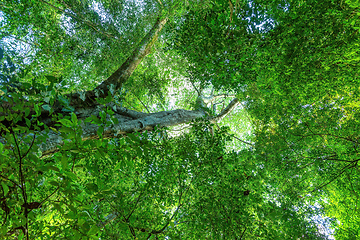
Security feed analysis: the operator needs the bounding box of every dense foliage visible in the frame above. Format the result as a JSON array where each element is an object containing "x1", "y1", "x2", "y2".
[{"x1": 0, "y1": 0, "x2": 360, "y2": 239}]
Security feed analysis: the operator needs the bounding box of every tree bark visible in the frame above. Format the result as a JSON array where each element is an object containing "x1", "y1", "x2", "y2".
[
  {"x1": 67, "y1": 17, "x2": 168, "y2": 108},
  {"x1": 0, "y1": 98, "x2": 238, "y2": 156},
  {"x1": 0, "y1": 14, "x2": 238, "y2": 157},
  {"x1": 36, "y1": 105, "x2": 206, "y2": 156}
]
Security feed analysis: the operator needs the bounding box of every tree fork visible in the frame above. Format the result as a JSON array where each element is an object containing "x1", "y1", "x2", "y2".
[
  {"x1": 0, "y1": 17, "x2": 168, "y2": 132},
  {"x1": 0, "y1": 13, "x2": 239, "y2": 157}
]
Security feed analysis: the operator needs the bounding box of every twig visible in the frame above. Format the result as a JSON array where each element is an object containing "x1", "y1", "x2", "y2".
[
  {"x1": 190, "y1": 81, "x2": 201, "y2": 96},
  {"x1": 156, "y1": 0, "x2": 164, "y2": 7},
  {"x1": 312, "y1": 163, "x2": 354, "y2": 193},
  {"x1": 226, "y1": 0, "x2": 234, "y2": 37},
  {"x1": 21, "y1": 133, "x2": 36, "y2": 159},
  {"x1": 0, "y1": 174, "x2": 19, "y2": 187},
  {"x1": 132, "y1": 91, "x2": 151, "y2": 113},
  {"x1": 12, "y1": 130, "x2": 29, "y2": 240},
  {"x1": 240, "y1": 227, "x2": 247, "y2": 239},
  {"x1": 211, "y1": 98, "x2": 239, "y2": 122},
  {"x1": 126, "y1": 188, "x2": 146, "y2": 221},
  {"x1": 28, "y1": 186, "x2": 60, "y2": 215},
  {"x1": 215, "y1": 123, "x2": 254, "y2": 146},
  {"x1": 347, "y1": 169, "x2": 359, "y2": 215},
  {"x1": 38, "y1": 0, "x2": 116, "y2": 40}
]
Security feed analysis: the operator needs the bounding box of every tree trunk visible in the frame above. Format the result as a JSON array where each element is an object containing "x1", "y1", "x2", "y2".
[
  {"x1": 0, "y1": 15, "x2": 239, "y2": 157},
  {"x1": 67, "y1": 17, "x2": 168, "y2": 108}
]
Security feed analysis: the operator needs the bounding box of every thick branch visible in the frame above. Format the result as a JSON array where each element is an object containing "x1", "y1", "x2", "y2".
[
  {"x1": 112, "y1": 105, "x2": 150, "y2": 119},
  {"x1": 68, "y1": 17, "x2": 168, "y2": 107},
  {"x1": 0, "y1": 96, "x2": 240, "y2": 157},
  {"x1": 1, "y1": 108, "x2": 205, "y2": 157},
  {"x1": 210, "y1": 98, "x2": 239, "y2": 123}
]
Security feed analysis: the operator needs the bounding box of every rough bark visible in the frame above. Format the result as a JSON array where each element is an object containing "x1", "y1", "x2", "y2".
[
  {"x1": 67, "y1": 17, "x2": 168, "y2": 108},
  {"x1": 20, "y1": 106, "x2": 205, "y2": 156},
  {"x1": 0, "y1": 5, "x2": 242, "y2": 239},
  {"x1": 0, "y1": 16, "x2": 168, "y2": 119},
  {"x1": 0, "y1": 13, "x2": 238, "y2": 157},
  {"x1": 0, "y1": 98, "x2": 238, "y2": 156},
  {"x1": 36, "y1": 96, "x2": 239, "y2": 156}
]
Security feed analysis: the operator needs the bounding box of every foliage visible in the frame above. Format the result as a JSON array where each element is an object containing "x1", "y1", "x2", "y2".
[
  {"x1": 0, "y1": 108, "x2": 322, "y2": 239},
  {"x1": 1, "y1": 0, "x2": 360, "y2": 239},
  {"x1": 170, "y1": 0, "x2": 360, "y2": 238}
]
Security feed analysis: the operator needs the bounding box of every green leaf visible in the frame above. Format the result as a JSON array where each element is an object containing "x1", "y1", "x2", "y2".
[
  {"x1": 61, "y1": 155, "x2": 68, "y2": 169},
  {"x1": 18, "y1": 232, "x2": 24, "y2": 240},
  {"x1": 114, "y1": 161, "x2": 122, "y2": 170},
  {"x1": 42, "y1": 104, "x2": 51, "y2": 111},
  {"x1": 24, "y1": 108, "x2": 30, "y2": 117},
  {"x1": 88, "y1": 225, "x2": 100, "y2": 235},
  {"x1": 97, "y1": 126, "x2": 104, "y2": 138},
  {"x1": 49, "y1": 181, "x2": 59, "y2": 187},
  {"x1": 105, "y1": 94, "x2": 113, "y2": 104},
  {"x1": 45, "y1": 75, "x2": 58, "y2": 83},
  {"x1": 48, "y1": 165, "x2": 60, "y2": 172},
  {"x1": 71, "y1": 112, "x2": 78, "y2": 125},
  {"x1": 64, "y1": 171, "x2": 78, "y2": 180},
  {"x1": 86, "y1": 183, "x2": 98, "y2": 192},
  {"x1": 33, "y1": 104, "x2": 40, "y2": 117},
  {"x1": 59, "y1": 126, "x2": 73, "y2": 133},
  {"x1": 127, "y1": 133, "x2": 139, "y2": 143},
  {"x1": 85, "y1": 115, "x2": 102, "y2": 125},
  {"x1": 77, "y1": 218, "x2": 86, "y2": 226},
  {"x1": 1, "y1": 182, "x2": 9, "y2": 196},
  {"x1": 52, "y1": 203, "x2": 62, "y2": 212},
  {"x1": 58, "y1": 119, "x2": 73, "y2": 127},
  {"x1": 25, "y1": 118, "x2": 31, "y2": 127}
]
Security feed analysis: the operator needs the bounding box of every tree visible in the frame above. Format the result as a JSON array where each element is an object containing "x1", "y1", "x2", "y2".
[
  {"x1": 0, "y1": 1, "x2": 257, "y2": 239},
  {"x1": 171, "y1": 0, "x2": 360, "y2": 238},
  {"x1": 1, "y1": 0, "x2": 359, "y2": 239}
]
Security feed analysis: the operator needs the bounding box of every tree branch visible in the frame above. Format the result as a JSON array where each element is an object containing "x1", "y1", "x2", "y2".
[
  {"x1": 132, "y1": 92, "x2": 151, "y2": 113},
  {"x1": 12, "y1": 131, "x2": 29, "y2": 239},
  {"x1": 190, "y1": 81, "x2": 202, "y2": 96},
  {"x1": 215, "y1": 123, "x2": 254, "y2": 146},
  {"x1": 240, "y1": 226, "x2": 247, "y2": 239},
  {"x1": 0, "y1": 108, "x2": 204, "y2": 157},
  {"x1": 210, "y1": 98, "x2": 239, "y2": 123},
  {"x1": 312, "y1": 163, "x2": 355, "y2": 192},
  {"x1": 112, "y1": 105, "x2": 150, "y2": 119},
  {"x1": 68, "y1": 17, "x2": 168, "y2": 107}
]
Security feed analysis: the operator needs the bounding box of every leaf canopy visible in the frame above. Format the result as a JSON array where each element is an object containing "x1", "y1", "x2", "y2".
[{"x1": 1, "y1": 0, "x2": 360, "y2": 239}]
